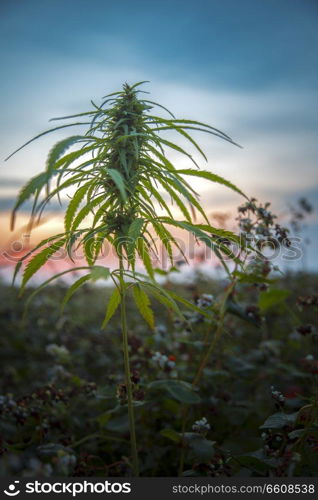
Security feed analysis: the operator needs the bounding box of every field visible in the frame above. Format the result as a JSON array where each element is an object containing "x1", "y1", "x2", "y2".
[{"x1": 1, "y1": 270, "x2": 317, "y2": 477}]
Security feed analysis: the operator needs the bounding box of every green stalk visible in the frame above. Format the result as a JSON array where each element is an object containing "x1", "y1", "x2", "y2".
[
  {"x1": 178, "y1": 281, "x2": 236, "y2": 476},
  {"x1": 119, "y1": 254, "x2": 139, "y2": 476}
]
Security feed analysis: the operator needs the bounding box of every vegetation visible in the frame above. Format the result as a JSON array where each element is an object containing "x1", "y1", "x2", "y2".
[
  {"x1": 1, "y1": 83, "x2": 317, "y2": 477},
  {"x1": 0, "y1": 270, "x2": 317, "y2": 477}
]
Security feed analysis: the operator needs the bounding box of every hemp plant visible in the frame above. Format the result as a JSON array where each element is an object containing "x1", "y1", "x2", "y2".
[{"x1": 7, "y1": 82, "x2": 246, "y2": 476}]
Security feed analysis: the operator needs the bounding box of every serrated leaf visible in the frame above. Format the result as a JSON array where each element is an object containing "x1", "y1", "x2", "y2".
[
  {"x1": 90, "y1": 266, "x2": 110, "y2": 282},
  {"x1": 46, "y1": 136, "x2": 83, "y2": 172},
  {"x1": 176, "y1": 169, "x2": 247, "y2": 199},
  {"x1": 162, "y1": 181, "x2": 192, "y2": 222},
  {"x1": 137, "y1": 238, "x2": 154, "y2": 278},
  {"x1": 107, "y1": 168, "x2": 127, "y2": 202},
  {"x1": 128, "y1": 218, "x2": 144, "y2": 241},
  {"x1": 127, "y1": 218, "x2": 144, "y2": 263},
  {"x1": 151, "y1": 221, "x2": 174, "y2": 264},
  {"x1": 52, "y1": 143, "x2": 97, "y2": 170},
  {"x1": 155, "y1": 123, "x2": 208, "y2": 160},
  {"x1": 132, "y1": 284, "x2": 154, "y2": 329},
  {"x1": 101, "y1": 288, "x2": 121, "y2": 328},
  {"x1": 64, "y1": 184, "x2": 91, "y2": 232},
  {"x1": 11, "y1": 172, "x2": 49, "y2": 229},
  {"x1": 61, "y1": 274, "x2": 91, "y2": 312},
  {"x1": 142, "y1": 179, "x2": 174, "y2": 219},
  {"x1": 157, "y1": 173, "x2": 208, "y2": 223},
  {"x1": 158, "y1": 218, "x2": 241, "y2": 262},
  {"x1": 21, "y1": 238, "x2": 66, "y2": 291},
  {"x1": 143, "y1": 283, "x2": 182, "y2": 317},
  {"x1": 12, "y1": 261, "x2": 23, "y2": 286},
  {"x1": 71, "y1": 194, "x2": 105, "y2": 231},
  {"x1": 156, "y1": 137, "x2": 200, "y2": 168},
  {"x1": 83, "y1": 236, "x2": 95, "y2": 265}
]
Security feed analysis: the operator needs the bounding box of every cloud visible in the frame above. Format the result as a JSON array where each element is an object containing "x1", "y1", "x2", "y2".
[
  {"x1": 0, "y1": 197, "x2": 64, "y2": 212},
  {"x1": 1, "y1": 62, "x2": 317, "y2": 240},
  {"x1": 0, "y1": 177, "x2": 26, "y2": 188}
]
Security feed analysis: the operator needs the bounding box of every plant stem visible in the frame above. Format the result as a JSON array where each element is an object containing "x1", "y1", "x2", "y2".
[
  {"x1": 178, "y1": 281, "x2": 236, "y2": 476},
  {"x1": 192, "y1": 281, "x2": 236, "y2": 387},
  {"x1": 119, "y1": 255, "x2": 139, "y2": 476}
]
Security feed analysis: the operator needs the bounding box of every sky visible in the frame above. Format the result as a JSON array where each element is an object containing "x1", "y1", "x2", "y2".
[{"x1": 0, "y1": 0, "x2": 317, "y2": 276}]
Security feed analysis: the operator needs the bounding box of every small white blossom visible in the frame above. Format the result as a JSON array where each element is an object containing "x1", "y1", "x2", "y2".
[
  {"x1": 271, "y1": 386, "x2": 285, "y2": 403},
  {"x1": 192, "y1": 417, "x2": 211, "y2": 433},
  {"x1": 46, "y1": 344, "x2": 69, "y2": 362},
  {"x1": 151, "y1": 352, "x2": 175, "y2": 370},
  {"x1": 197, "y1": 294, "x2": 214, "y2": 309},
  {"x1": 305, "y1": 354, "x2": 314, "y2": 361},
  {"x1": 291, "y1": 452, "x2": 301, "y2": 463},
  {"x1": 155, "y1": 324, "x2": 167, "y2": 335}
]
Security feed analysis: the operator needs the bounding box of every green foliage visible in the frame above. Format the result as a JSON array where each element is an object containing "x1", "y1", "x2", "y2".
[
  {"x1": 21, "y1": 238, "x2": 66, "y2": 292},
  {"x1": 184, "y1": 433, "x2": 215, "y2": 461},
  {"x1": 149, "y1": 380, "x2": 201, "y2": 404},
  {"x1": 259, "y1": 412, "x2": 299, "y2": 430},
  {"x1": 160, "y1": 428, "x2": 181, "y2": 443},
  {"x1": 7, "y1": 82, "x2": 251, "y2": 478},
  {"x1": 4, "y1": 82, "x2": 318, "y2": 479},
  {"x1": 259, "y1": 288, "x2": 291, "y2": 311},
  {"x1": 90, "y1": 266, "x2": 111, "y2": 282},
  {"x1": 1, "y1": 270, "x2": 317, "y2": 477},
  {"x1": 234, "y1": 453, "x2": 275, "y2": 475},
  {"x1": 101, "y1": 287, "x2": 121, "y2": 328},
  {"x1": 64, "y1": 184, "x2": 91, "y2": 232},
  {"x1": 132, "y1": 285, "x2": 154, "y2": 329},
  {"x1": 175, "y1": 169, "x2": 246, "y2": 199},
  {"x1": 9, "y1": 82, "x2": 246, "y2": 327},
  {"x1": 61, "y1": 275, "x2": 91, "y2": 312}
]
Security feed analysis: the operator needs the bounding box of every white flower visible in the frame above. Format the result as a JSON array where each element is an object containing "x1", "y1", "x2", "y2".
[
  {"x1": 46, "y1": 344, "x2": 70, "y2": 364},
  {"x1": 192, "y1": 416, "x2": 211, "y2": 433},
  {"x1": 271, "y1": 386, "x2": 285, "y2": 403},
  {"x1": 197, "y1": 294, "x2": 214, "y2": 309},
  {"x1": 305, "y1": 354, "x2": 314, "y2": 361},
  {"x1": 151, "y1": 352, "x2": 175, "y2": 370}
]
